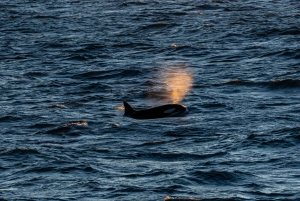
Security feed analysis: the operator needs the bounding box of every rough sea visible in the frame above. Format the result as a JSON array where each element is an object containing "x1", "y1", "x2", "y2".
[{"x1": 1, "y1": 0, "x2": 300, "y2": 200}]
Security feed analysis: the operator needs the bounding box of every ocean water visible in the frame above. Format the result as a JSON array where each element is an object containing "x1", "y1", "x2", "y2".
[{"x1": 1, "y1": 0, "x2": 300, "y2": 200}]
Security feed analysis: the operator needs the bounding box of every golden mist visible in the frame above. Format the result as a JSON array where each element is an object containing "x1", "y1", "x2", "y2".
[{"x1": 163, "y1": 65, "x2": 193, "y2": 104}]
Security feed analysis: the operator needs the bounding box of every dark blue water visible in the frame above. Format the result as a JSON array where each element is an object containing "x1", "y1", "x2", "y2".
[{"x1": 1, "y1": 1, "x2": 300, "y2": 200}]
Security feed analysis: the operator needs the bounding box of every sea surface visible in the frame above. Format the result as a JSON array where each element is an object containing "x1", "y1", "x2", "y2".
[{"x1": 1, "y1": 0, "x2": 300, "y2": 200}]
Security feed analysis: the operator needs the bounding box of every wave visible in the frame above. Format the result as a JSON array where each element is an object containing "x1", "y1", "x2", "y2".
[
  {"x1": 25, "y1": 166, "x2": 56, "y2": 173},
  {"x1": 141, "y1": 21, "x2": 176, "y2": 30},
  {"x1": 260, "y1": 139, "x2": 294, "y2": 148},
  {"x1": 60, "y1": 165, "x2": 96, "y2": 173},
  {"x1": 122, "y1": 151, "x2": 227, "y2": 161},
  {"x1": 259, "y1": 48, "x2": 300, "y2": 59},
  {"x1": 124, "y1": 169, "x2": 171, "y2": 178},
  {"x1": 0, "y1": 115, "x2": 22, "y2": 122},
  {"x1": 243, "y1": 190, "x2": 296, "y2": 199},
  {"x1": 72, "y1": 69, "x2": 142, "y2": 80},
  {"x1": 190, "y1": 169, "x2": 253, "y2": 185},
  {"x1": 34, "y1": 15, "x2": 59, "y2": 19},
  {"x1": 24, "y1": 164, "x2": 97, "y2": 174},
  {"x1": 196, "y1": 4, "x2": 222, "y2": 10},
  {"x1": 164, "y1": 196, "x2": 201, "y2": 201},
  {"x1": 112, "y1": 42, "x2": 155, "y2": 50},
  {"x1": 121, "y1": 1, "x2": 148, "y2": 6},
  {"x1": 255, "y1": 26, "x2": 300, "y2": 37},
  {"x1": 271, "y1": 127, "x2": 300, "y2": 144},
  {"x1": 244, "y1": 127, "x2": 300, "y2": 148},
  {"x1": 70, "y1": 43, "x2": 105, "y2": 54},
  {"x1": 46, "y1": 121, "x2": 88, "y2": 135},
  {"x1": 23, "y1": 71, "x2": 48, "y2": 77},
  {"x1": 137, "y1": 138, "x2": 180, "y2": 147},
  {"x1": 222, "y1": 78, "x2": 300, "y2": 89},
  {"x1": 28, "y1": 122, "x2": 56, "y2": 129},
  {"x1": 1, "y1": 148, "x2": 39, "y2": 155}
]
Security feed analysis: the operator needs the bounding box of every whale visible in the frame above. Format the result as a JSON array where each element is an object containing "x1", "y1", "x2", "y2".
[{"x1": 123, "y1": 101, "x2": 188, "y2": 119}]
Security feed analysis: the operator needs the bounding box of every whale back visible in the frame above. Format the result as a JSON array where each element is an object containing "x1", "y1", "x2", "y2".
[{"x1": 123, "y1": 101, "x2": 187, "y2": 119}]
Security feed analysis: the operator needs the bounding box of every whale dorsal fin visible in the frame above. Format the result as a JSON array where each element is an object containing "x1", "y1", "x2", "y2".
[{"x1": 123, "y1": 101, "x2": 135, "y2": 116}]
